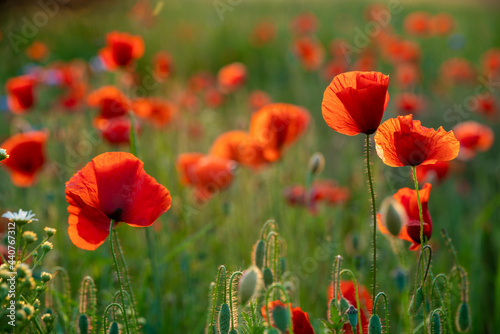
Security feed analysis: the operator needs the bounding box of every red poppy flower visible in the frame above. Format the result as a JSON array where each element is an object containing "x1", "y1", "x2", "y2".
[
  {"x1": 65, "y1": 152, "x2": 171, "y2": 250},
  {"x1": 209, "y1": 130, "x2": 268, "y2": 169},
  {"x1": 322, "y1": 71, "x2": 389, "y2": 136},
  {"x1": 133, "y1": 98, "x2": 177, "y2": 128},
  {"x1": 217, "y1": 62, "x2": 247, "y2": 93},
  {"x1": 377, "y1": 183, "x2": 432, "y2": 250},
  {"x1": 364, "y1": 3, "x2": 391, "y2": 22},
  {"x1": 481, "y1": 48, "x2": 500, "y2": 77},
  {"x1": 290, "y1": 12, "x2": 318, "y2": 35},
  {"x1": 25, "y1": 41, "x2": 49, "y2": 61},
  {"x1": 394, "y1": 63, "x2": 420, "y2": 88},
  {"x1": 416, "y1": 161, "x2": 451, "y2": 184},
  {"x1": 385, "y1": 39, "x2": 421, "y2": 64},
  {"x1": 471, "y1": 94, "x2": 497, "y2": 119},
  {"x1": 248, "y1": 90, "x2": 272, "y2": 111},
  {"x1": 87, "y1": 86, "x2": 131, "y2": 120},
  {"x1": 261, "y1": 300, "x2": 315, "y2": 334},
  {"x1": 328, "y1": 280, "x2": 373, "y2": 334},
  {"x1": 429, "y1": 13, "x2": 455, "y2": 36},
  {"x1": 153, "y1": 51, "x2": 173, "y2": 81},
  {"x1": 353, "y1": 53, "x2": 377, "y2": 72},
  {"x1": 1, "y1": 131, "x2": 48, "y2": 187},
  {"x1": 128, "y1": 0, "x2": 155, "y2": 27},
  {"x1": 453, "y1": 121, "x2": 494, "y2": 161},
  {"x1": 283, "y1": 185, "x2": 307, "y2": 207},
  {"x1": 176, "y1": 153, "x2": 235, "y2": 202},
  {"x1": 60, "y1": 83, "x2": 87, "y2": 110},
  {"x1": 374, "y1": 114, "x2": 460, "y2": 167},
  {"x1": 394, "y1": 93, "x2": 424, "y2": 116},
  {"x1": 99, "y1": 31, "x2": 145, "y2": 70},
  {"x1": 292, "y1": 36, "x2": 325, "y2": 71},
  {"x1": 323, "y1": 58, "x2": 349, "y2": 82},
  {"x1": 403, "y1": 12, "x2": 431, "y2": 36},
  {"x1": 6, "y1": 76, "x2": 36, "y2": 114},
  {"x1": 95, "y1": 117, "x2": 140, "y2": 145},
  {"x1": 440, "y1": 58, "x2": 475, "y2": 84},
  {"x1": 250, "y1": 20, "x2": 276, "y2": 47},
  {"x1": 189, "y1": 71, "x2": 215, "y2": 93},
  {"x1": 284, "y1": 180, "x2": 350, "y2": 214},
  {"x1": 250, "y1": 103, "x2": 310, "y2": 162},
  {"x1": 204, "y1": 88, "x2": 225, "y2": 108}
]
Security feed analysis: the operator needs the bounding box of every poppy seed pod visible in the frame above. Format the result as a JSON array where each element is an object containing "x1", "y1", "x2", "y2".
[
  {"x1": 409, "y1": 287, "x2": 424, "y2": 314},
  {"x1": 78, "y1": 314, "x2": 89, "y2": 334},
  {"x1": 108, "y1": 321, "x2": 119, "y2": 334},
  {"x1": 346, "y1": 305, "x2": 358, "y2": 331},
  {"x1": 263, "y1": 267, "x2": 274, "y2": 288},
  {"x1": 271, "y1": 303, "x2": 289, "y2": 332},
  {"x1": 308, "y1": 152, "x2": 325, "y2": 176},
  {"x1": 253, "y1": 240, "x2": 265, "y2": 270},
  {"x1": 455, "y1": 302, "x2": 470, "y2": 332},
  {"x1": 238, "y1": 266, "x2": 260, "y2": 306}
]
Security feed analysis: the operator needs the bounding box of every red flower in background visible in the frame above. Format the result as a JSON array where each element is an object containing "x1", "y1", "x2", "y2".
[
  {"x1": 385, "y1": 39, "x2": 421, "y2": 64},
  {"x1": 394, "y1": 93, "x2": 424, "y2": 116},
  {"x1": 284, "y1": 180, "x2": 350, "y2": 214},
  {"x1": 248, "y1": 90, "x2": 272, "y2": 111},
  {"x1": 261, "y1": 300, "x2": 315, "y2": 334},
  {"x1": 6, "y1": 76, "x2": 36, "y2": 114},
  {"x1": 250, "y1": 20, "x2": 276, "y2": 47},
  {"x1": 322, "y1": 71, "x2": 389, "y2": 136},
  {"x1": 290, "y1": 12, "x2": 318, "y2": 35},
  {"x1": 403, "y1": 12, "x2": 431, "y2": 36},
  {"x1": 453, "y1": 121, "x2": 494, "y2": 161},
  {"x1": 133, "y1": 98, "x2": 177, "y2": 128},
  {"x1": 429, "y1": 13, "x2": 455, "y2": 36},
  {"x1": 416, "y1": 161, "x2": 451, "y2": 185},
  {"x1": 250, "y1": 103, "x2": 310, "y2": 162},
  {"x1": 25, "y1": 41, "x2": 49, "y2": 61},
  {"x1": 293, "y1": 36, "x2": 325, "y2": 71},
  {"x1": 394, "y1": 63, "x2": 420, "y2": 88},
  {"x1": 472, "y1": 94, "x2": 498, "y2": 119},
  {"x1": 153, "y1": 51, "x2": 173, "y2": 81},
  {"x1": 100, "y1": 31, "x2": 145, "y2": 70},
  {"x1": 440, "y1": 58, "x2": 475, "y2": 84},
  {"x1": 176, "y1": 153, "x2": 235, "y2": 203},
  {"x1": 65, "y1": 152, "x2": 171, "y2": 250},
  {"x1": 204, "y1": 88, "x2": 225, "y2": 108},
  {"x1": 328, "y1": 281, "x2": 373, "y2": 334},
  {"x1": 377, "y1": 183, "x2": 433, "y2": 250},
  {"x1": 87, "y1": 86, "x2": 130, "y2": 120},
  {"x1": 375, "y1": 114, "x2": 460, "y2": 167},
  {"x1": 323, "y1": 58, "x2": 349, "y2": 81},
  {"x1": 481, "y1": 48, "x2": 500, "y2": 77},
  {"x1": 95, "y1": 117, "x2": 140, "y2": 145},
  {"x1": 209, "y1": 130, "x2": 268, "y2": 169},
  {"x1": 1, "y1": 131, "x2": 48, "y2": 187},
  {"x1": 217, "y1": 62, "x2": 247, "y2": 93}
]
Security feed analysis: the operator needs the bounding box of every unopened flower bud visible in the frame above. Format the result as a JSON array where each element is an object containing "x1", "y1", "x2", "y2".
[
  {"x1": 346, "y1": 305, "x2": 358, "y2": 331},
  {"x1": 239, "y1": 266, "x2": 260, "y2": 305},
  {"x1": 308, "y1": 152, "x2": 325, "y2": 176},
  {"x1": 41, "y1": 241, "x2": 53, "y2": 253},
  {"x1": 44, "y1": 227, "x2": 57, "y2": 237},
  {"x1": 22, "y1": 231, "x2": 38, "y2": 244}
]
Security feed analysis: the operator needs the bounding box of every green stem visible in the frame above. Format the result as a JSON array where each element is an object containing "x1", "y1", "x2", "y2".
[
  {"x1": 144, "y1": 228, "x2": 161, "y2": 330},
  {"x1": 366, "y1": 134, "x2": 377, "y2": 303},
  {"x1": 109, "y1": 220, "x2": 130, "y2": 334},
  {"x1": 229, "y1": 271, "x2": 243, "y2": 330},
  {"x1": 22, "y1": 236, "x2": 49, "y2": 262}
]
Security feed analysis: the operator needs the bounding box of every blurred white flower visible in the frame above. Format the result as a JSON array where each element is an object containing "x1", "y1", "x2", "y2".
[{"x1": 2, "y1": 209, "x2": 38, "y2": 226}]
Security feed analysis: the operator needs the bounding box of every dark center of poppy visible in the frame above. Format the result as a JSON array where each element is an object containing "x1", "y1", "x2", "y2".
[
  {"x1": 406, "y1": 219, "x2": 431, "y2": 244},
  {"x1": 108, "y1": 208, "x2": 123, "y2": 222},
  {"x1": 112, "y1": 41, "x2": 134, "y2": 66}
]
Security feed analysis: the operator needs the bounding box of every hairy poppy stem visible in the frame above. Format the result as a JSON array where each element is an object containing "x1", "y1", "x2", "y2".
[
  {"x1": 365, "y1": 134, "x2": 377, "y2": 304},
  {"x1": 109, "y1": 220, "x2": 130, "y2": 334}
]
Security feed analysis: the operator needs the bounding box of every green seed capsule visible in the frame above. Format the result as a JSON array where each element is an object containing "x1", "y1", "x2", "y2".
[
  {"x1": 78, "y1": 314, "x2": 89, "y2": 334},
  {"x1": 346, "y1": 305, "x2": 358, "y2": 331},
  {"x1": 254, "y1": 240, "x2": 265, "y2": 270},
  {"x1": 456, "y1": 302, "x2": 470, "y2": 332},
  {"x1": 263, "y1": 267, "x2": 273, "y2": 288},
  {"x1": 272, "y1": 304, "x2": 289, "y2": 332},
  {"x1": 368, "y1": 314, "x2": 382, "y2": 334},
  {"x1": 108, "y1": 321, "x2": 119, "y2": 334},
  {"x1": 219, "y1": 303, "x2": 231, "y2": 334}
]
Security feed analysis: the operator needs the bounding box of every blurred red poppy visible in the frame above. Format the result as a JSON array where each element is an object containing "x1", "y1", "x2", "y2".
[
  {"x1": 440, "y1": 58, "x2": 475, "y2": 84},
  {"x1": 189, "y1": 71, "x2": 215, "y2": 93},
  {"x1": 250, "y1": 20, "x2": 276, "y2": 47},
  {"x1": 385, "y1": 39, "x2": 421, "y2": 64},
  {"x1": 217, "y1": 62, "x2": 247, "y2": 93},
  {"x1": 133, "y1": 98, "x2": 177, "y2": 128},
  {"x1": 95, "y1": 117, "x2": 140, "y2": 145},
  {"x1": 6, "y1": 76, "x2": 36, "y2": 114},
  {"x1": 292, "y1": 36, "x2": 325, "y2": 71},
  {"x1": 403, "y1": 12, "x2": 431, "y2": 36},
  {"x1": 472, "y1": 94, "x2": 497, "y2": 119},
  {"x1": 429, "y1": 13, "x2": 455, "y2": 36},
  {"x1": 377, "y1": 183, "x2": 433, "y2": 250},
  {"x1": 99, "y1": 31, "x2": 145, "y2": 70},
  {"x1": 153, "y1": 51, "x2": 173, "y2": 81},
  {"x1": 290, "y1": 12, "x2": 318, "y2": 35},
  {"x1": 453, "y1": 121, "x2": 494, "y2": 161},
  {"x1": 176, "y1": 153, "x2": 235, "y2": 202},
  {"x1": 65, "y1": 152, "x2": 171, "y2": 250},
  {"x1": 1, "y1": 130, "x2": 48, "y2": 187},
  {"x1": 209, "y1": 130, "x2": 267, "y2": 169},
  {"x1": 394, "y1": 63, "x2": 420, "y2": 88},
  {"x1": 261, "y1": 300, "x2": 315, "y2": 334},
  {"x1": 204, "y1": 88, "x2": 225, "y2": 108},
  {"x1": 87, "y1": 86, "x2": 130, "y2": 120},
  {"x1": 394, "y1": 92, "x2": 424, "y2": 116},
  {"x1": 322, "y1": 71, "x2": 389, "y2": 136},
  {"x1": 248, "y1": 90, "x2": 272, "y2": 111},
  {"x1": 416, "y1": 161, "x2": 451, "y2": 184},
  {"x1": 328, "y1": 280, "x2": 373, "y2": 334},
  {"x1": 374, "y1": 114, "x2": 460, "y2": 167},
  {"x1": 323, "y1": 58, "x2": 349, "y2": 82},
  {"x1": 481, "y1": 48, "x2": 500, "y2": 77},
  {"x1": 284, "y1": 180, "x2": 350, "y2": 214},
  {"x1": 25, "y1": 41, "x2": 49, "y2": 61},
  {"x1": 250, "y1": 103, "x2": 310, "y2": 161}
]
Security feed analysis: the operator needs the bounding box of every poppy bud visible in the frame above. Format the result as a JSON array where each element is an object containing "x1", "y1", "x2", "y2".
[
  {"x1": 308, "y1": 152, "x2": 325, "y2": 176},
  {"x1": 253, "y1": 240, "x2": 265, "y2": 270},
  {"x1": 280, "y1": 257, "x2": 286, "y2": 275},
  {"x1": 79, "y1": 314, "x2": 89, "y2": 334},
  {"x1": 219, "y1": 303, "x2": 231, "y2": 334},
  {"x1": 455, "y1": 302, "x2": 470, "y2": 332},
  {"x1": 380, "y1": 197, "x2": 407, "y2": 237},
  {"x1": 346, "y1": 305, "x2": 358, "y2": 331},
  {"x1": 368, "y1": 314, "x2": 382, "y2": 334},
  {"x1": 0, "y1": 148, "x2": 8, "y2": 161},
  {"x1": 108, "y1": 321, "x2": 119, "y2": 334},
  {"x1": 271, "y1": 303, "x2": 289, "y2": 332},
  {"x1": 265, "y1": 328, "x2": 280, "y2": 334},
  {"x1": 430, "y1": 311, "x2": 441, "y2": 334},
  {"x1": 340, "y1": 298, "x2": 350, "y2": 314},
  {"x1": 263, "y1": 267, "x2": 273, "y2": 288},
  {"x1": 239, "y1": 266, "x2": 260, "y2": 305},
  {"x1": 408, "y1": 287, "x2": 423, "y2": 314},
  {"x1": 391, "y1": 268, "x2": 407, "y2": 292}
]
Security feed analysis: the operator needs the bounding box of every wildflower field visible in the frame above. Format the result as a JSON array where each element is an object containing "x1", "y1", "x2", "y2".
[{"x1": 0, "y1": 0, "x2": 499, "y2": 333}]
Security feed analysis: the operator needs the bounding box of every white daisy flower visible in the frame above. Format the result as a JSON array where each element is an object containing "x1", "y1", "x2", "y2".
[{"x1": 2, "y1": 209, "x2": 38, "y2": 226}]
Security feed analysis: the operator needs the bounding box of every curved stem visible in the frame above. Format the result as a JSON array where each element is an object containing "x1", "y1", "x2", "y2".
[
  {"x1": 339, "y1": 269, "x2": 363, "y2": 334},
  {"x1": 109, "y1": 220, "x2": 130, "y2": 334},
  {"x1": 229, "y1": 271, "x2": 243, "y2": 330},
  {"x1": 366, "y1": 134, "x2": 378, "y2": 303}
]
